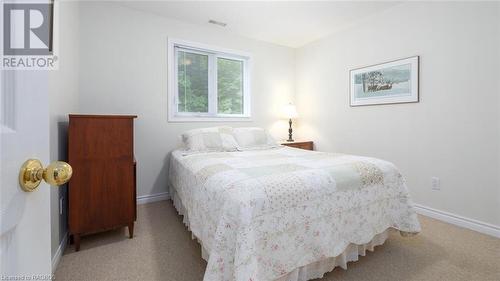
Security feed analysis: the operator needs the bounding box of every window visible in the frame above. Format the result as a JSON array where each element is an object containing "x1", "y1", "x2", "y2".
[{"x1": 168, "y1": 39, "x2": 251, "y2": 122}]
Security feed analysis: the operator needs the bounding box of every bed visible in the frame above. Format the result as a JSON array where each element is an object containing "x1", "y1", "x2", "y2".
[{"x1": 169, "y1": 145, "x2": 421, "y2": 281}]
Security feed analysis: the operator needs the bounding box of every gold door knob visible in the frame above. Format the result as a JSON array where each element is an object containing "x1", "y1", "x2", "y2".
[{"x1": 19, "y1": 159, "x2": 73, "y2": 192}]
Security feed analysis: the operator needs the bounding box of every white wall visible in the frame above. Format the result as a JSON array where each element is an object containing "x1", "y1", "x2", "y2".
[
  {"x1": 48, "y1": 1, "x2": 80, "y2": 259},
  {"x1": 49, "y1": 1, "x2": 500, "y2": 245},
  {"x1": 295, "y1": 2, "x2": 500, "y2": 226},
  {"x1": 77, "y1": 2, "x2": 295, "y2": 197}
]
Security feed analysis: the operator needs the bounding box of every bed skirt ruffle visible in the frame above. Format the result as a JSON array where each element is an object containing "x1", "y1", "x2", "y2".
[
  {"x1": 274, "y1": 231, "x2": 389, "y2": 281},
  {"x1": 171, "y1": 187, "x2": 392, "y2": 281},
  {"x1": 172, "y1": 187, "x2": 211, "y2": 261}
]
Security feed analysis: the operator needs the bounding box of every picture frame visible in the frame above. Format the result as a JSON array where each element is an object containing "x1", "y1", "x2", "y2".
[{"x1": 349, "y1": 56, "x2": 419, "y2": 106}]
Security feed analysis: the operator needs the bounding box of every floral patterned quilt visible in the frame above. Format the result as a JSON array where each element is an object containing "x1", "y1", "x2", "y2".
[{"x1": 169, "y1": 147, "x2": 421, "y2": 281}]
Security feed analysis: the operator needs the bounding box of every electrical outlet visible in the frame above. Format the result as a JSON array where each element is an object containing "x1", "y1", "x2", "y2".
[
  {"x1": 431, "y1": 177, "x2": 440, "y2": 190},
  {"x1": 59, "y1": 197, "x2": 63, "y2": 215}
]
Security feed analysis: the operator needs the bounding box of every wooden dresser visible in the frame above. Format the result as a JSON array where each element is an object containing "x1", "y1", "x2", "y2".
[
  {"x1": 68, "y1": 114, "x2": 137, "y2": 251},
  {"x1": 281, "y1": 140, "x2": 314, "y2": 151}
]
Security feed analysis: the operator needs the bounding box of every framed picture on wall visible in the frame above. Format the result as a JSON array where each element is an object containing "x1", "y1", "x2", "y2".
[{"x1": 349, "y1": 56, "x2": 419, "y2": 106}]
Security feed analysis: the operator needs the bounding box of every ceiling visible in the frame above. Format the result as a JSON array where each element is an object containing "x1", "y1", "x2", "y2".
[{"x1": 120, "y1": 1, "x2": 401, "y2": 48}]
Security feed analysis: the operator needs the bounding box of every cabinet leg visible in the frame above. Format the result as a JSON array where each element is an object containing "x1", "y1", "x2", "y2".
[
  {"x1": 128, "y1": 222, "x2": 134, "y2": 238},
  {"x1": 74, "y1": 234, "x2": 81, "y2": 252},
  {"x1": 69, "y1": 234, "x2": 74, "y2": 245}
]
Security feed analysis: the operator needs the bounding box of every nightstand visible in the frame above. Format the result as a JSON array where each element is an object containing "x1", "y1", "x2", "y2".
[{"x1": 281, "y1": 140, "x2": 314, "y2": 151}]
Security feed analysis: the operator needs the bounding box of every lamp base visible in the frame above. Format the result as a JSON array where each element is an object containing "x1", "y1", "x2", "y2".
[{"x1": 287, "y1": 118, "x2": 294, "y2": 143}]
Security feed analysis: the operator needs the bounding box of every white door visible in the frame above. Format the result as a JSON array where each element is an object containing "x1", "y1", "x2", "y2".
[{"x1": 0, "y1": 69, "x2": 53, "y2": 277}]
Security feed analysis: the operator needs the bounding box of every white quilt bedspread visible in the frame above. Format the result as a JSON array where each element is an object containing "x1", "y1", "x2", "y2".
[{"x1": 169, "y1": 147, "x2": 421, "y2": 281}]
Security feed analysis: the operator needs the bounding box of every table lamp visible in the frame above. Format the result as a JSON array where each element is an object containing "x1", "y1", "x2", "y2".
[{"x1": 283, "y1": 103, "x2": 298, "y2": 142}]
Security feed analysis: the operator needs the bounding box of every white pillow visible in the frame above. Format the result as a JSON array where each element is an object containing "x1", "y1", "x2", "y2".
[
  {"x1": 181, "y1": 126, "x2": 238, "y2": 152},
  {"x1": 232, "y1": 127, "x2": 278, "y2": 150}
]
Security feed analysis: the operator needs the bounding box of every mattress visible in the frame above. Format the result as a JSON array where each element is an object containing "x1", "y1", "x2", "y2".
[{"x1": 169, "y1": 146, "x2": 421, "y2": 281}]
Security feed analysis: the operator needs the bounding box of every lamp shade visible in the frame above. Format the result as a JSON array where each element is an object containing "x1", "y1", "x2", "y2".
[{"x1": 283, "y1": 103, "x2": 298, "y2": 119}]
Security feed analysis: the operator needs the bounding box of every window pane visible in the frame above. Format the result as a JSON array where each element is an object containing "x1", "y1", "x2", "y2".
[
  {"x1": 217, "y1": 58, "x2": 243, "y2": 114},
  {"x1": 177, "y1": 50, "x2": 209, "y2": 113}
]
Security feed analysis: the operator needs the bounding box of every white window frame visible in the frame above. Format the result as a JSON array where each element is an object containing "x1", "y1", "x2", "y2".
[{"x1": 167, "y1": 38, "x2": 252, "y2": 122}]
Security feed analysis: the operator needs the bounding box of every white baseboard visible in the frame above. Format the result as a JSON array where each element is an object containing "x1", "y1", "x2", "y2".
[
  {"x1": 414, "y1": 204, "x2": 500, "y2": 238},
  {"x1": 137, "y1": 192, "x2": 170, "y2": 205},
  {"x1": 51, "y1": 232, "x2": 68, "y2": 273}
]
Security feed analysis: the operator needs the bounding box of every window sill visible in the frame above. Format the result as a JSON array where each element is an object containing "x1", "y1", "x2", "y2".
[{"x1": 167, "y1": 115, "x2": 252, "y2": 123}]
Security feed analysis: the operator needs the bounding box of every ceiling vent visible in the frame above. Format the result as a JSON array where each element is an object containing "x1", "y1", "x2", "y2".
[{"x1": 208, "y1": 19, "x2": 227, "y2": 27}]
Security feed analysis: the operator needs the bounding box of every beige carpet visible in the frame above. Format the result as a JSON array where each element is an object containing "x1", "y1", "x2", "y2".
[{"x1": 55, "y1": 201, "x2": 500, "y2": 281}]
